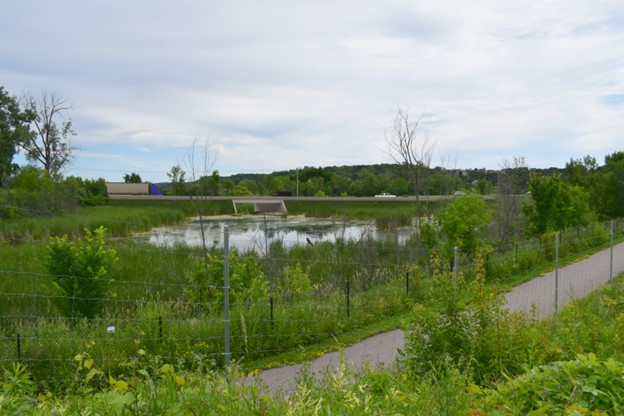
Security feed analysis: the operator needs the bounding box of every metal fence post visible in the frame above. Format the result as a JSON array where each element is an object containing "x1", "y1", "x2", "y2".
[
  {"x1": 610, "y1": 220, "x2": 614, "y2": 283},
  {"x1": 346, "y1": 279, "x2": 350, "y2": 318},
  {"x1": 223, "y1": 225, "x2": 231, "y2": 367},
  {"x1": 453, "y1": 246, "x2": 458, "y2": 305},
  {"x1": 406, "y1": 271, "x2": 409, "y2": 296},
  {"x1": 555, "y1": 232, "x2": 559, "y2": 314}
]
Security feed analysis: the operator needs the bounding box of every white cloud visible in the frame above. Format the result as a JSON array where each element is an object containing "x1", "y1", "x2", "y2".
[{"x1": 2, "y1": 0, "x2": 623, "y2": 181}]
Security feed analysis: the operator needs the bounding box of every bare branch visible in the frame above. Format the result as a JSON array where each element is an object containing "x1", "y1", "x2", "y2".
[
  {"x1": 19, "y1": 91, "x2": 77, "y2": 176},
  {"x1": 385, "y1": 106, "x2": 436, "y2": 222}
]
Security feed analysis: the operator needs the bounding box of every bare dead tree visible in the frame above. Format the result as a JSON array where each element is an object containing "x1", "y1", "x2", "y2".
[
  {"x1": 20, "y1": 91, "x2": 77, "y2": 176},
  {"x1": 183, "y1": 137, "x2": 218, "y2": 257},
  {"x1": 385, "y1": 107, "x2": 436, "y2": 224}
]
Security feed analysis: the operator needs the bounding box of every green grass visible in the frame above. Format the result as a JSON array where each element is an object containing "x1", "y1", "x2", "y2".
[
  {"x1": 3, "y1": 273, "x2": 624, "y2": 415},
  {"x1": 0, "y1": 206, "x2": 189, "y2": 242},
  {"x1": 1, "y1": 199, "x2": 623, "y2": 392}
]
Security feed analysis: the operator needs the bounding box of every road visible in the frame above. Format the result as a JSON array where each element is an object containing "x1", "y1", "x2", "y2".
[
  {"x1": 246, "y1": 241, "x2": 624, "y2": 396},
  {"x1": 110, "y1": 194, "x2": 497, "y2": 202}
]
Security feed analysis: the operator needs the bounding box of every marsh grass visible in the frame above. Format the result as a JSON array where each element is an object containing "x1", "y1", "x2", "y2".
[
  {"x1": 7, "y1": 275, "x2": 624, "y2": 415},
  {"x1": 0, "y1": 199, "x2": 622, "y2": 389},
  {"x1": 0, "y1": 206, "x2": 188, "y2": 242}
]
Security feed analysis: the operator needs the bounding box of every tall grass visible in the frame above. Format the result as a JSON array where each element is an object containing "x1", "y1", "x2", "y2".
[
  {"x1": 0, "y1": 206, "x2": 188, "y2": 242},
  {"x1": 0, "y1": 199, "x2": 622, "y2": 387},
  {"x1": 0, "y1": 272, "x2": 414, "y2": 381}
]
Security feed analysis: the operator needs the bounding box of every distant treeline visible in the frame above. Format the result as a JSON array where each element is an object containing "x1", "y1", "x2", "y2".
[{"x1": 165, "y1": 163, "x2": 563, "y2": 198}]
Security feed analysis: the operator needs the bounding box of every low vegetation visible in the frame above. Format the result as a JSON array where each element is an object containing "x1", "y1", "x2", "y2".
[
  {"x1": 0, "y1": 142, "x2": 623, "y2": 412},
  {"x1": 2, "y1": 254, "x2": 624, "y2": 414}
]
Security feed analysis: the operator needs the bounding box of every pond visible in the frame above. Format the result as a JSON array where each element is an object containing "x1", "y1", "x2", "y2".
[{"x1": 134, "y1": 215, "x2": 415, "y2": 252}]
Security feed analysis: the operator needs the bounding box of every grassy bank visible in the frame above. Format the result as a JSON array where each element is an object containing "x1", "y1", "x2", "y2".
[
  {"x1": 3, "y1": 271, "x2": 624, "y2": 414},
  {"x1": 0, "y1": 198, "x2": 622, "y2": 390}
]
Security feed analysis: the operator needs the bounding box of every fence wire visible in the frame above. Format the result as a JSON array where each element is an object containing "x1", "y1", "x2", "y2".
[{"x1": 0, "y1": 219, "x2": 623, "y2": 386}]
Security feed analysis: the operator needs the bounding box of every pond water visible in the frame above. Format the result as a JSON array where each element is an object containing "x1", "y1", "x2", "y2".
[{"x1": 134, "y1": 215, "x2": 415, "y2": 252}]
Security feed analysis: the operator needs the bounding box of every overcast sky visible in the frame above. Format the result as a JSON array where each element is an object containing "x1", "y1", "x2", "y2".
[{"x1": 2, "y1": 0, "x2": 623, "y2": 182}]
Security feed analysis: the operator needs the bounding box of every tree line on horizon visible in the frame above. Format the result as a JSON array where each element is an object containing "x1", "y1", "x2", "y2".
[{"x1": 2, "y1": 84, "x2": 624, "y2": 226}]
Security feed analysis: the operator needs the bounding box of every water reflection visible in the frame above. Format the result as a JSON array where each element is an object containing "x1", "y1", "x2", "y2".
[{"x1": 134, "y1": 215, "x2": 414, "y2": 251}]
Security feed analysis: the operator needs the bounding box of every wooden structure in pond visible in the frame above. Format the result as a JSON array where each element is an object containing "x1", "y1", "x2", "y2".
[{"x1": 232, "y1": 199, "x2": 287, "y2": 215}]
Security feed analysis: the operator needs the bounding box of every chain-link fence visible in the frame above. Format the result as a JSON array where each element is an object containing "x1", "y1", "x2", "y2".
[{"x1": 1, "y1": 219, "x2": 622, "y2": 385}]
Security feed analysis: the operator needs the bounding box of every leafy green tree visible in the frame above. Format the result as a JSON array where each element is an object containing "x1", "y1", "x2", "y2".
[
  {"x1": 185, "y1": 250, "x2": 269, "y2": 308},
  {"x1": 20, "y1": 91, "x2": 77, "y2": 176},
  {"x1": 207, "y1": 170, "x2": 221, "y2": 196},
  {"x1": 167, "y1": 164, "x2": 186, "y2": 195},
  {"x1": 45, "y1": 227, "x2": 118, "y2": 320},
  {"x1": 223, "y1": 178, "x2": 235, "y2": 195},
  {"x1": 232, "y1": 183, "x2": 253, "y2": 196},
  {"x1": 272, "y1": 175, "x2": 293, "y2": 195},
  {"x1": 564, "y1": 155, "x2": 597, "y2": 187},
  {"x1": 601, "y1": 151, "x2": 624, "y2": 218},
  {"x1": 123, "y1": 172, "x2": 142, "y2": 183},
  {"x1": 523, "y1": 173, "x2": 593, "y2": 237},
  {"x1": 474, "y1": 179, "x2": 493, "y2": 195},
  {"x1": 68, "y1": 176, "x2": 109, "y2": 206},
  {"x1": 438, "y1": 194, "x2": 491, "y2": 255},
  {"x1": 5, "y1": 166, "x2": 80, "y2": 217},
  {"x1": 0, "y1": 87, "x2": 34, "y2": 186}
]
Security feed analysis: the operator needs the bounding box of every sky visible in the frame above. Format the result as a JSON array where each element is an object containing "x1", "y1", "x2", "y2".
[{"x1": 2, "y1": 0, "x2": 623, "y2": 183}]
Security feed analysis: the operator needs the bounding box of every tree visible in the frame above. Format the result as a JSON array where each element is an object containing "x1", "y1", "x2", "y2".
[
  {"x1": 183, "y1": 137, "x2": 218, "y2": 256},
  {"x1": 386, "y1": 107, "x2": 435, "y2": 223},
  {"x1": 438, "y1": 193, "x2": 491, "y2": 256},
  {"x1": 20, "y1": 92, "x2": 77, "y2": 176},
  {"x1": 5, "y1": 166, "x2": 80, "y2": 218},
  {"x1": 523, "y1": 173, "x2": 593, "y2": 237},
  {"x1": 167, "y1": 164, "x2": 186, "y2": 195},
  {"x1": 564, "y1": 155, "x2": 598, "y2": 188},
  {"x1": 601, "y1": 151, "x2": 624, "y2": 218},
  {"x1": 0, "y1": 87, "x2": 33, "y2": 186},
  {"x1": 123, "y1": 172, "x2": 142, "y2": 183}
]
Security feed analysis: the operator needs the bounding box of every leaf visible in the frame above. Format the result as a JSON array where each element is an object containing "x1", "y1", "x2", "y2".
[
  {"x1": 85, "y1": 368, "x2": 99, "y2": 384},
  {"x1": 159, "y1": 364, "x2": 174, "y2": 375},
  {"x1": 113, "y1": 379, "x2": 129, "y2": 394},
  {"x1": 174, "y1": 375, "x2": 186, "y2": 387}
]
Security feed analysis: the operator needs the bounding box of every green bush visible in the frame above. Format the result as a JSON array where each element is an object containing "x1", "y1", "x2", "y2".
[
  {"x1": 480, "y1": 354, "x2": 624, "y2": 415},
  {"x1": 402, "y1": 249, "x2": 554, "y2": 385},
  {"x1": 184, "y1": 249, "x2": 269, "y2": 309},
  {"x1": 45, "y1": 227, "x2": 118, "y2": 320}
]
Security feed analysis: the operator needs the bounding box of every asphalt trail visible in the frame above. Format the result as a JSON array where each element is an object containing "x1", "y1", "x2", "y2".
[{"x1": 248, "y1": 241, "x2": 624, "y2": 396}]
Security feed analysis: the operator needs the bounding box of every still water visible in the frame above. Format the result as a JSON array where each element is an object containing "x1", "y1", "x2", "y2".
[{"x1": 134, "y1": 215, "x2": 415, "y2": 252}]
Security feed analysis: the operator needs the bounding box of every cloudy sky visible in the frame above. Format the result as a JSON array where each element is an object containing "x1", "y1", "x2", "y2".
[{"x1": 2, "y1": 0, "x2": 623, "y2": 182}]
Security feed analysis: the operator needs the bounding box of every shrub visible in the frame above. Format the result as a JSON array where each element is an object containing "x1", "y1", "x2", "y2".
[
  {"x1": 479, "y1": 354, "x2": 624, "y2": 415},
  {"x1": 45, "y1": 227, "x2": 118, "y2": 320},
  {"x1": 402, "y1": 249, "x2": 548, "y2": 385},
  {"x1": 184, "y1": 250, "x2": 269, "y2": 309}
]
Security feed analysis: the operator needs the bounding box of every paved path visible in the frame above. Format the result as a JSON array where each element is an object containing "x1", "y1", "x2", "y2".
[{"x1": 248, "y1": 241, "x2": 624, "y2": 396}]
